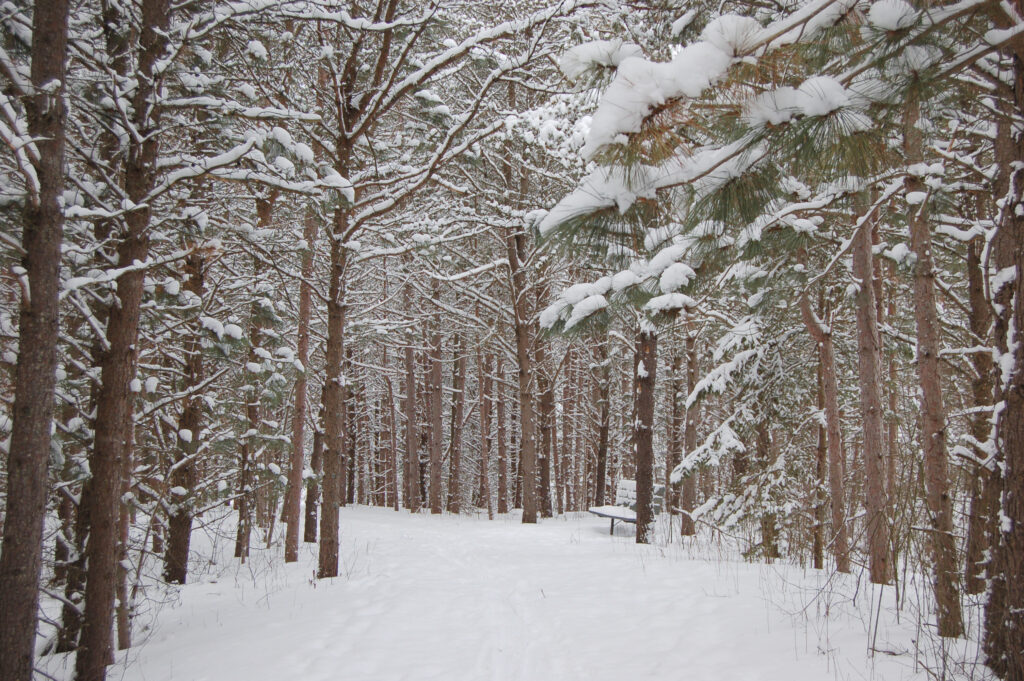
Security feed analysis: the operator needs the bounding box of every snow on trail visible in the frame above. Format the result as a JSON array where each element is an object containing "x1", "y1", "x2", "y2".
[{"x1": 44, "y1": 507, "x2": 985, "y2": 681}]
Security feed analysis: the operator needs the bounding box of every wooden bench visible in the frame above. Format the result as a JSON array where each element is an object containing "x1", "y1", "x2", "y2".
[{"x1": 588, "y1": 480, "x2": 665, "y2": 535}]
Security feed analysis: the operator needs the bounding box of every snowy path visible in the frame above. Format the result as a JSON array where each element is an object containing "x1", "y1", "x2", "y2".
[{"x1": 43, "y1": 507, "x2": 985, "y2": 681}]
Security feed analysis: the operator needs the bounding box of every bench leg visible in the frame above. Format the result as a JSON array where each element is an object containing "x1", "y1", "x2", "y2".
[{"x1": 610, "y1": 519, "x2": 615, "y2": 535}]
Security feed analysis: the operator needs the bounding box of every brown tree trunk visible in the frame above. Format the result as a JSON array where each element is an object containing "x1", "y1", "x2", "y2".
[
  {"x1": 447, "y1": 335, "x2": 466, "y2": 513},
  {"x1": 318, "y1": 198, "x2": 349, "y2": 579},
  {"x1": 799, "y1": 296, "x2": 851, "y2": 573},
  {"x1": 0, "y1": 2, "x2": 69, "y2": 679},
  {"x1": 851, "y1": 203, "x2": 891, "y2": 585},
  {"x1": 497, "y1": 357, "x2": 509, "y2": 515},
  {"x1": 284, "y1": 209, "x2": 317, "y2": 562},
  {"x1": 303, "y1": 425, "x2": 323, "y2": 543},
  {"x1": 680, "y1": 320, "x2": 699, "y2": 535},
  {"x1": 756, "y1": 423, "x2": 779, "y2": 560},
  {"x1": 666, "y1": 351, "x2": 683, "y2": 518},
  {"x1": 115, "y1": 420, "x2": 134, "y2": 651},
  {"x1": 813, "y1": 359, "x2": 827, "y2": 570},
  {"x1": 506, "y1": 228, "x2": 539, "y2": 523},
  {"x1": 164, "y1": 254, "x2": 205, "y2": 583},
  {"x1": 535, "y1": 344, "x2": 555, "y2": 518},
  {"x1": 904, "y1": 96, "x2": 963, "y2": 637},
  {"x1": 984, "y1": 33, "x2": 1024, "y2": 675},
  {"x1": 592, "y1": 344, "x2": 611, "y2": 508},
  {"x1": 634, "y1": 327, "x2": 657, "y2": 544},
  {"x1": 479, "y1": 352, "x2": 494, "y2": 518},
  {"x1": 428, "y1": 326, "x2": 443, "y2": 514},
  {"x1": 384, "y1": 368, "x2": 400, "y2": 512},
  {"x1": 964, "y1": 235, "x2": 997, "y2": 595},
  {"x1": 404, "y1": 343, "x2": 421, "y2": 512},
  {"x1": 78, "y1": 2, "x2": 169, "y2": 678},
  {"x1": 561, "y1": 365, "x2": 574, "y2": 512}
]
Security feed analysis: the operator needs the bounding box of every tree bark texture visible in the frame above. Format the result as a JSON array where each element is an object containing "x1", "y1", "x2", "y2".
[
  {"x1": 634, "y1": 327, "x2": 657, "y2": 544},
  {"x1": 0, "y1": 2, "x2": 69, "y2": 678},
  {"x1": 284, "y1": 210, "x2": 318, "y2": 562},
  {"x1": 318, "y1": 201, "x2": 349, "y2": 579},
  {"x1": 851, "y1": 206, "x2": 891, "y2": 586},
  {"x1": 799, "y1": 296, "x2": 851, "y2": 573}
]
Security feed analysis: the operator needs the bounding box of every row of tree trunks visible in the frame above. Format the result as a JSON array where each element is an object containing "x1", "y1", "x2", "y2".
[{"x1": 0, "y1": 2, "x2": 70, "y2": 679}]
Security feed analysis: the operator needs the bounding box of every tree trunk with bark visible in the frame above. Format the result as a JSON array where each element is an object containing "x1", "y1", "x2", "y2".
[
  {"x1": 904, "y1": 95, "x2": 963, "y2": 637},
  {"x1": 506, "y1": 229, "x2": 539, "y2": 523},
  {"x1": 851, "y1": 204, "x2": 891, "y2": 586},
  {"x1": 428, "y1": 326, "x2": 443, "y2": 514},
  {"x1": 633, "y1": 326, "x2": 657, "y2": 544},
  {"x1": 447, "y1": 335, "x2": 466, "y2": 513},
  {"x1": 799, "y1": 296, "x2": 851, "y2": 573},
  {"x1": 681, "y1": 321, "x2": 699, "y2": 536},
  {"x1": 284, "y1": 209, "x2": 317, "y2": 562},
  {"x1": 984, "y1": 30, "x2": 1024, "y2": 675},
  {"x1": 497, "y1": 357, "x2": 509, "y2": 515},
  {"x1": 479, "y1": 352, "x2": 494, "y2": 518},
  {"x1": 404, "y1": 343, "x2": 421, "y2": 512},
  {"x1": 0, "y1": 3, "x2": 69, "y2": 678},
  {"x1": 964, "y1": 235, "x2": 997, "y2": 595},
  {"x1": 164, "y1": 254, "x2": 205, "y2": 583},
  {"x1": 304, "y1": 425, "x2": 323, "y2": 543},
  {"x1": 591, "y1": 344, "x2": 610, "y2": 508},
  {"x1": 318, "y1": 197, "x2": 350, "y2": 579},
  {"x1": 78, "y1": 2, "x2": 170, "y2": 678}
]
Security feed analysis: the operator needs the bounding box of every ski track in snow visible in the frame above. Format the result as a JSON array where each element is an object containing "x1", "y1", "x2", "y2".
[{"x1": 39, "y1": 506, "x2": 987, "y2": 681}]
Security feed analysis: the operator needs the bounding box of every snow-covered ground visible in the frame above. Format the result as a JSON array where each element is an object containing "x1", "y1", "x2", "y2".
[{"x1": 39, "y1": 506, "x2": 990, "y2": 681}]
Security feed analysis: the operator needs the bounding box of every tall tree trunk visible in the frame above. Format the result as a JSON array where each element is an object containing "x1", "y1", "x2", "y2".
[
  {"x1": 303, "y1": 425, "x2": 323, "y2": 543},
  {"x1": 385, "y1": 368, "x2": 400, "y2": 512},
  {"x1": 594, "y1": 344, "x2": 611, "y2": 507},
  {"x1": 666, "y1": 351, "x2": 683, "y2": 518},
  {"x1": 479, "y1": 352, "x2": 494, "y2": 518},
  {"x1": 497, "y1": 357, "x2": 509, "y2": 515},
  {"x1": 851, "y1": 203, "x2": 891, "y2": 585},
  {"x1": 115, "y1": 420, "x2": 134, "y2": 651},
  {"x1": 634, "y1": 326, "x2": 657, "y2": 544},
  {"x1": 813, "y1": 358, "x2": 827, "y2": 570},
  {"x1": 404, "y1": 343, "x2": 421, "y2": 512},
  {"x1": 535, "y1": 343, "x2": 555, "y2": 518},
  {"x1": 428, "y1": 326, "x2": 443, "y2": 514},
  {"x1": 0, "y1": 4, "x2": 69, "y2": 678},
  {"x1": 447, "y1": 335, "x2": 466, "y2": 513},
  {"x1": 318, "y1": 197, "x2": 349, "y2": 579},
  {"x1": 284, "y1": 210, "x2": 317, "y2": 562},
  {"x1": 984, "y1": 31, "x2": 1024, "y2": 675},
  {"x1": 964, "y1": 235, "x2": 997, "y2": 594},
  {"x1": 78, "y1": 2, "x2": 169, "y2": 678},
  {"x1": 506, "y1": 229, "x2": 539, "y2": 523},
  {"x1": 904, "y1": 95, "x2": 962, "y2": 637},
  {"x1": 680, "y1": 319, "x2": 699, "y2": 536},
  {"x1": 756, "y1": 423, "x2": 779, "y2": 560},
  {"x1": 164, "y1": 254, "x2": 205, "y2": 583},
  {"x1": 799, "y1": 296, "x2": 851, "y2": 573}
]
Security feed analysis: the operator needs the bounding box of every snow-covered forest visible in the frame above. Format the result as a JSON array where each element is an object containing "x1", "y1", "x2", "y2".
[{"x1": 1, "y1": 0, "x2": 1023, "y2": 679}]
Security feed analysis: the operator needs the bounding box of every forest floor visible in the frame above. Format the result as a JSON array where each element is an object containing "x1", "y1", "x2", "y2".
[{"x1": 39, "y1": 506, "x2": 990, "y2": 681}]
